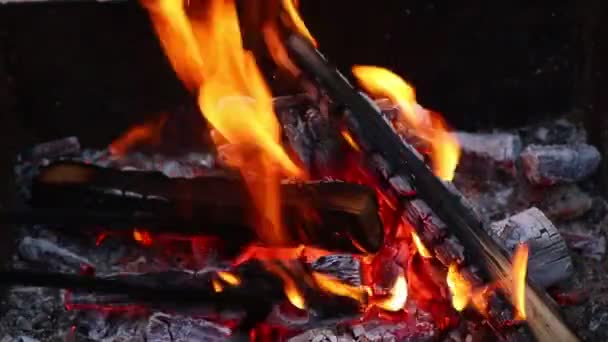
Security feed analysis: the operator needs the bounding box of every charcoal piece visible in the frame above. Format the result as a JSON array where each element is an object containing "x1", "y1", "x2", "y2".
[
  {"x1": 520, "y1": 144, "x2": 601, "y2": 185},
  {"x1": 31, "y1": 162, "x2": 383, "y2": 253},
  {"x1": 433, "y1": 237, "x2": 465, "y2": 267},
  {"x1": 311, "y1": 254, "x2": 361, "y2": 286},
  {"x1": 278, "y1": 106, "x2": 314, "y2": 168},
  {"x1": 389, "y1": 174, "x2": 415, "y2": 198},
  {"x1": 404, "y1": 199, "x2": 447, "y2": 244},
  {"x1": 18, "y1": 137, "x2": 81, "y2": 164},
  {"x1": 540, "y1": 185, "x2": 593, "y2": 221},
  {"x1": 527, "y1": 119, "x2": 586, "y2": 145},
  {"x1": 368, "y1": 153, "x2": 393, "y2": 179},
  {"x1": 17, "y1": 237, "x2": 94, "y2": 273},
  {"x1": 455, "y1": 132, "x2": 522, "y2": 177},
  {"x1": 145, "y1": 312, "x2": 231, "y2": 342},
  {"x1": 488, "y1": 207, "x2": 573, "y2": 287},
  {"x1": 561, "y1": 230, "x2": 606, "y2": 261}
]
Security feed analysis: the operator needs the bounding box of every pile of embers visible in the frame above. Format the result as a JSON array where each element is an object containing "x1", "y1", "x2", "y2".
[{"x1": 0, "y1": 101, "x2": 604, "y2": 341}]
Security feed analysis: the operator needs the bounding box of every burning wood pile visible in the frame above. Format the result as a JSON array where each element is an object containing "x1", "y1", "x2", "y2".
[{"x1": 0, "y1": 0, "x2": 605, "y2": 341}]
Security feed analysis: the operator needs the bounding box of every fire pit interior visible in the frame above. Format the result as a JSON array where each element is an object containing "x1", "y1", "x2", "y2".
[{"x1": 0, "y1": 1, "x2": 607, "y2": 341}]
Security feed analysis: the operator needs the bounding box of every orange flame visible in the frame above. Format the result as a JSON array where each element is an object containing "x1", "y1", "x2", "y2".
[
  {"x1": 341, "y1": 130, "x2": 361, "y2": 152},
  {"x1": 352, "y1": 66, "x2": 461, "y2": 181},
  {"x1": 212, "y1": 279, "x2": 224, "y2": 293},
  {"x1": 512, "y1": 243, "x2": 529, "y2": 320},
  {"x1": 142, "y1": 0, "x2": 302, "y2": 246},
  {"x1": 374, "y1": 271, "x2": 408, "y2": 312},
  {"x1": 280, "y1": 0, "x2": 317, "y2": 47},
  {"x1": 217, "y1": 271, "x2": 241, "y2": 286},
  {"x1": 411, "y1": 232, "x2": 432, "y2": 258},
  {"x1": 109, "y1": 114, "x2": 168, "y2": 156},
  {"x1": 312, "y1": 272, "x2": 368, "y2": 303},
  {"x1": 133, "y1": 229, "x2": 153, "y2": 246},
  {"x1": 261, "y1": 0, "x2": 317, "y2": 76},
  {"x1": 233, "y1": 244, "x2": 332, "y2": 266},
  {"x1": 446, "y1": 264, "x2": 472, "y2": 312}
]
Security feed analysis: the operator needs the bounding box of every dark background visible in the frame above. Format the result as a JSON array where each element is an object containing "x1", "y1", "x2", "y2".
[{"x1": 0, "y1": 0, "x2": 588, "y2": 147}]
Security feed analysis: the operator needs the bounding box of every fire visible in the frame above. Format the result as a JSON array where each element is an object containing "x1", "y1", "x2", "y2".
[
  {"x1": 133, "y1": 229, "x2": 153, "y2": 246},
  {"x1": 374, "y1": 271, "x2": 408, "y2": 312},
  {"x1": 109, "y1": 114, "x2": 168, "y2": 156},
  {"x1": 217, "y1": 271, "x2": 241, "y2": 286},
  {"x1": 411, "y1": 232, "x2": 432, "y2": 258},
  {"x1": 446, "y1": 264, "x2": 472, "y2": 312},
  {"x1": 512, "y1": 243, "x2": 529, "y2": 320},
  {"x1": 212, "y1": 279, "x2": 224, "y2": 293},
  {"x1": 351, "y1": 66, "x2": 460, "y2": 181},
  {"x1": 280, "y1": 0, "x2": 317, "y2": 47},
  {"x1": 341, "y1": 130, "x2": 361, "y2": 152},
  {"x1": 233, "y1": 244, "x2": 332, "y2": 266},
  {"x1": 312, "y1": 272, "x2": 368, "y2": 303},
  {"x1": 142, "y1": 0, "x2": 302, "y2": 246}
]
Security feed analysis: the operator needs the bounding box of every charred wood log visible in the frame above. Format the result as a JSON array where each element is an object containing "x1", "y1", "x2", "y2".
[
  {"x1": 455, "y1": 132, "x2": 522, "y2": 178},
  {"x1": 520, "y1": 144, "x2": 601, "y2": 185},
  {"x1": 28, "y1": 161, "x2": 383, "y2": 253},
  {"x1": 488, "y1": 208, "x2": 573, "y2": 288},
  {"x1": 285, "y1": 33, "x2": 578, "y2": 341}
]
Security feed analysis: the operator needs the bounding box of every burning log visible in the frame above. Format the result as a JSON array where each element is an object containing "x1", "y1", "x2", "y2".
[
  {"x1": 29, "y1": 161, "x2": 383, "y2": 253},
  {"x1": 455, "y1": 132, "x2": 522, "y2": 177},
  {"x1": 284, "y1": 33, "x2": 579, "y2": 341},
  {"x1": 520, "y1": 144, "x2": 601, "y2": 185},
  {"x1": 488, "y1": 208, "x2": 573, "y2": 288}
]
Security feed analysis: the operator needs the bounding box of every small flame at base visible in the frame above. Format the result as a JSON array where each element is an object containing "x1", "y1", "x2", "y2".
[
  {"x1": 446, "y1": 264, "x2": 472, "y2": 312},
  {"x1": 512, "y1": 244, "x2": 529, "y2": 320},
  {"x1": 374, "y1": 272, "x2": 408, "y2": 312}
]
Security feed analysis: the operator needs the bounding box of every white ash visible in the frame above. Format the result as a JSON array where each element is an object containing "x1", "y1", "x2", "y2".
[
  {"x1": 18, "y1": 236, "x2": 94, "y2": 273},
  {"x1": 520, "y1": 144, "x2": 601, "y2": 185}
]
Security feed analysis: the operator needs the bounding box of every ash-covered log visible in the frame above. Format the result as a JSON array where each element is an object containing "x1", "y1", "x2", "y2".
[
  {"x1": 455, "y1": 132, "x2": 522, "y2": 177},
  {"x1": 520, "y1": 144, "x2": 601, "y2": 185},
  {"x1": 285, "y1": 33, "x2": 578, "y2": 341},
  {"x1": 29, "y1": 161, "x2": 383, "y2": 253},
  {"x1": 488, "y1": 208, "x2": 573, "y2": 288}
]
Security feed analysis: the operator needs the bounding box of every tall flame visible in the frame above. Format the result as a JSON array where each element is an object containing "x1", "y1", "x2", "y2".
[
  {"x1": 142, "y1": 0, "x2": 301, "y2": 245},
  {"x1": 352, "y1": 66, "x2": 461, "y2": 181},
  {"x1": 512, "y1": 243, "x2": 529, "y2": 320}
]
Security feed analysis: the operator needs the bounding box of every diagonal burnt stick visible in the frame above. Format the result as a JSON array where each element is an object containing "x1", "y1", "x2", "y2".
[
  {"x1": 284, "y1": 34, "x2": 578, "y2": 342},
  {"x1": 28, "y1": 161, "x2": 383, "y2": 254}
]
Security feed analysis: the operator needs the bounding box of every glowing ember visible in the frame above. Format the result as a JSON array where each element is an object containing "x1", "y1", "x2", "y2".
[
  {"x1": 351, "y1": 66, "x2": 461, "y2": 181},
  {"x1": 142, "y1": 0, "x2": 302, "y2": 247},
  {"x1": 411, "y1": 232, "x2": 432, "y2": 258},
  {"x1": 133, "y1": 229, "x2": 153, "y2": 246},
  {"x1": 312, "y1": 272, "x2": 368, "y2": 303},
  {"x1": 446, "y1": 264, "x2": 472, "y2": 312},
  {"x1": 512, "y1": 243, "x2": 529, "y2": 320},
  {"x1": 233, "y1": 244, "x2": 332, "y2": 266},
  {"x1": 374, "y1": 271, "x2": 408, "y2": 312},
  {"x1": 109, "y1": 114, "x2": 168, "y2": 156},
  {"x1": 217, "y1": 271, "x2": 241, "y2": 286}
]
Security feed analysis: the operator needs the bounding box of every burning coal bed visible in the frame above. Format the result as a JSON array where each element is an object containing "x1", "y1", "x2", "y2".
[{"x1": 0, "y1": 108, "x2": 605, "y2": 341}]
